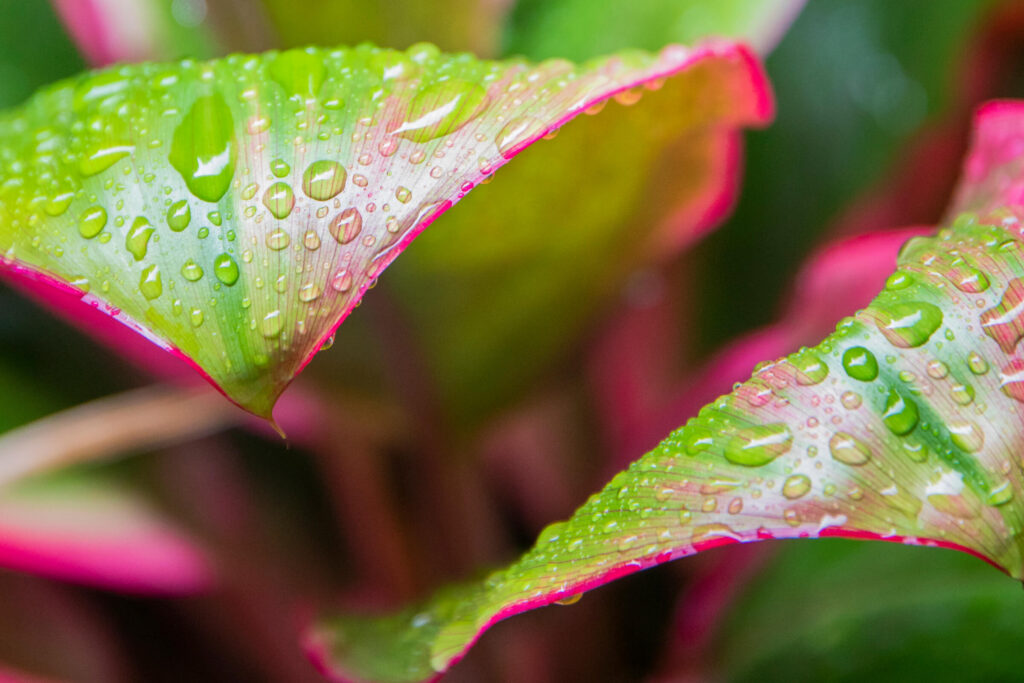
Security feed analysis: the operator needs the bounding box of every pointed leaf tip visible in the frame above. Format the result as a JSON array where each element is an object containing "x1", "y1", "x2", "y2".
[
  {"x1": 307, "y1": 101, "x2": 1024, "y2": 682},
  {"x1": 0, "y1": 41, "x2": 770, "y2": 417}
]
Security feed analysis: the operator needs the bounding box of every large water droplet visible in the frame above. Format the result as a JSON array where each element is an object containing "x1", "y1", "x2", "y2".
[
  {"x1": 999, "y1": 359, "x2": 1024, "y2": 402},
  {"x1": 302, "y1": 160, "x2": 346, "y2": 200},
  {"x1": 329, "y1": 208, "x2": 362, "y2": 244},
  {"x1": 394, "y1": 80, "x2": 489, "y2": 143},
  {"x1": 263, "y1": 182, "x2": 295, "y2": 219},
  {"x1": 213, "y1": 253, "x2": 239, "y2": 286},
  {"x1": 882, "y1": 390, "x2": 918, "y2": 435},
  {"x1": 261, "y1": 310, "x2": 284, "y2": 338},
  {"x1": 981, "y1": 278, "x2": 1024, "y2": 353},
  {"x1": 79, "y1": 143, "x2": 133, "y2": 177},
  {"x1": 181, "y1": 259, "x2": 204, "y2": 281},
  {"x1": 167, "y1": 199, "x2": 191, "y2": 231},
  {"x1": 139, "y1": 264, "x2": 162, "y2": 300},
  {"x1": 125, "y1": 217, "x2": 154, "y2": 261},
  {"x1": 790, "y1": 349, "x2": 828, "y2": 385},
  {"x1": 782, "y1": 474, "x2": 811, "y2": 499},
  {"x1": 948, "y1": 419, "x2": 984, "y2": 452},
  {"x1": 829, "y1": 432, "x2": 871, "y2": 466},
  {"x1": 269, "y1": 49, "x2": 325, "y2": 99},
  {"x1": 169, "y1": 93, "x2": 237, "y2": 203},
  {"x1": 842, "y1": 346, "x2": 878, "y2": 381},
  {"x1": 875, "y1": 301, "x2": 942, "y2": 347},
  {"x1": 78, "y1": 205, "x2": 107, "y2": 239},
  {"x1": 724, "y1": 423, "x2": 793, "y2": 467}
]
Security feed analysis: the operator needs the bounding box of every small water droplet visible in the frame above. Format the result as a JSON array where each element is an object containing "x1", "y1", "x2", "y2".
[
  {"x1": 842, "y1": 346, "x2": 878, "y2": 381},
  {"x1": 829, "y1": 432, "x2": 871, "y2": 465},
  {"x1": 78, "y1": 205, "x2": 107, "y2": 239},
  {"x1": 181, "y1": 259, "x2": 204, "y2": 281},
  {"x1": 125, "y1": 217, "x2": 154, "y2": 261},
  {"x1": 167, "y1": 199, "x2": 191, "y2": 231},
  {"x1": 724, "y1": 423, "x2": 793, "y2": 467},
  {"x1": 782, "y1": 474, "x2": 811, "y2": 499},
  {"x1": 329, "y1": 208, "x2": 362, "y2": 244},
  {"x1": 139, "y1": 264, "x2": 162, "y2": 300},
  {"x1": 263, "y1": 182, "x2": 295, "y2": 219}
]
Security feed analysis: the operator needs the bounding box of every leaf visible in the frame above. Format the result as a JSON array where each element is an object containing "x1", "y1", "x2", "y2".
[
  {"x1": 0, "y1": 42, "x2": 770, "y2": 418},
  {"x1": 0, "y1": 470, "x2": 211, "y2": 593},
  {"x1": 713, "y1": 540, "x2": 1024, "y2": 682},
  {"x1": 503, "y1": 0, "x2": 806, "y2": 60},
  {"x1": 51, "y1": 0, "x2": 220, "y2": 67},
  {"x1": 304, "y1": 103, "x2": 1024, "y2": 681}
]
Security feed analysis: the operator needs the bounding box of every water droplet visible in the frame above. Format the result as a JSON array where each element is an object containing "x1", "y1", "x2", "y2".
[
  {"x1": 167, "y1": 199, "x2": 191, "y2": 231},
  {"x1": 999, "y1": 358, "x2": 1024, "y2": 402},
  {"x1": 987, "y1": 480, "x2": 1013, "y2": 506},
  {"x1": 926, "y1": 359, "x2": 948, "y2": 379},
  {"x1": 80, "y1": 143, "x2": 133, "y2": 177},
  {"x1": 44, "y1": 191, "x2": 74, "y2": 217},
  {"x1": 125, "y1": 217, "x2": 154, "y2": 261},
  {"x1": 950, "y1": 383, "x2": 975, "y2": 406},
  {"x1": 724, "y1": 423, "x2": 793, "y2": 467},
  {"x1": 78, "y1": 205, "x2": 107, "y2": 239},
  {"x1": 329, "y1": 208, "x2": 362, "y2": 244},
  {"x1": 951, "y1": 266, "x2": 989, "y2": 293},
  {"x1": 190, "y1": 308, "x2": 204, "y2": 327},
  {"x1": 555, "y1": 593, "x2": 582, "y2": 606},
  {"x1": 303, "y1": 230, "x2": 321, "y2": 251},
  {"x1": 213, "y1": 253, "x2": 239, "y2": 286},
  {"x1": 840, "y1": 391, "x2": 862, "y2": 409},
  {"x1": 683, "y1": 426, "x2": 712, "y2": 456},
  {"x1": 393, "y1": 80, "x2": 489, "y2": 143},
  {"x1": 266, "y1": 228, "x2": 291, "y2": 250},
  {"x1": 496, "y1": 116, "x2": 544, "y2": 158},
  {"x1": 261, "y1": 310, "x2": 284, "y2": 338},
  {"x1": 791, "y1": 349, "x2": 828, "y2": 385},
  {"x1": 882, "y1": 390, "x2": 918, "y2": 435},
  {"x1": 829, "y1": 432, "x2": 871, "y2": 465},
  {"x1": 948, "y1": 419, "x2": 984, "y2": 452},
  {"x1": 966, "y1": 351, "x2": 989, "y2": 374},
  {"x1": 901, "y1": 441, "x2": 928, "y2": 463},
  {"x1": 298, "y1": 283, "x2": 321, "y2": 302},
  {"x1": 331, "y1": 269, "x2": 353, "y2": 292},
  {"x1": 875, "y1": 301, "x2": 943, "y2": 347},
  {"x1": 169, "y1": 94, "x2": 237, "y2": 203},
  {"x1": 885, "y1": 272, "x2": 912, "y2": 290},
  {"x1": 302, "y1": 160, "x2": 346, "y2": 200},
  {"x1": 181, "y1": 259, "x2": 204, "y2": 281},
  {"x1": 269, "y1": 48, "x2": 324, "y2": 99},
  {"x1": 263, "y1": 182, "x2": 295, "y2": 219},
  {"x1": 783, "y1": 474, "x2": 811, "y2": 499},
  {"x1": 395, "y1": 186, "x2": 412, "y2": 203},
  {"x1": 842, "y1": 346, "x2": 878, "y2": 381},
  {"x1": 139, "y1": 264, "x2": 162, "y2": 300}
]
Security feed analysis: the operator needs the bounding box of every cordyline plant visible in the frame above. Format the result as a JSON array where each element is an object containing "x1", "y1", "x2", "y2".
[{"x1": 0, "y1": 0, "x2": 1023, "y2": 680}]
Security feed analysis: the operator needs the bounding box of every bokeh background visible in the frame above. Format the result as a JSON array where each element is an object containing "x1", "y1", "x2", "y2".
[{"x1": 0, "y1": 1, "x2": 1023, "y2": 681}]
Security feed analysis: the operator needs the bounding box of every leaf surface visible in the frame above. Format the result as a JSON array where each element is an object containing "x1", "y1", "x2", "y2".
[
  {"x1": 0, "y1": 42, "x2": 769, "y2": 418},
  {"x1": 305, "y1": 102, "x2": 1024, "y2": 682}
]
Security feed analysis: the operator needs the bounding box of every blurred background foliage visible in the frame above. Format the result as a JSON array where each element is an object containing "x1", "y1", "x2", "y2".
[{"x1": 0, "y1": 0, "x2": 1023, "y2": 681}]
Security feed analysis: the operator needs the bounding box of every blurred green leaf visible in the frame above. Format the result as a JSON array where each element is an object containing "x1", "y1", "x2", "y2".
[
  {"x1": 717, "y1": 540, "x2": 1024, "y2": 683},
  {"x1": 503, "y1": 0, "x2": 804, "y2": 60}
]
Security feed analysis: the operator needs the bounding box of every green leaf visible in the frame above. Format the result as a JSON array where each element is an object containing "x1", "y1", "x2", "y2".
[
  {"x1": 0, "y1": 42, "x2": 769, "y2": 418},
  {"x1": 305, "y1": 104, "x2": 1024, "y2": 681},
  {"x1": 503, "y1": 0, "x2": 805, "y2": 60},
  {"x1": 714, "y1": 540, "x2": 1024, "y2": 682}
]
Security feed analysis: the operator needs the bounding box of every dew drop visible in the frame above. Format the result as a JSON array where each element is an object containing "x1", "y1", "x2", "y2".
[
  {"x1": 78, "y1": 205, "x2": 107, "y2": 239},
  {"x1": 266, "y1": 228, "x2": 291, "y2": 250},
  {"x1": 263, "y1": 182, "x2": 295, "y2": 219},
  {"x1": 782, "y1": 474, "x2": 811, "y2": 499},
  {"x1": 842, "y1": 346, "x2": 878, "y2": 381},
  {"x1": 724, "y1": 423, "x2": 793, "y2": 467},
  {"x1": 791, "y1": 349, "x2": 829, "y2": 385},
  {"x1": 125, "y1": 217, "x2": 154, "y2": 261},
  {"x1": 882, "y1": 390, "x2": 919, "y2": 435},
  {"x1": 331, "y1": 269, "x2": 353, "y2": 292},
  {"x1": 329, "y1": 208, "x2": 362, "y2": 244},
  {"x1": 966, "y1": 351, "x2": 989, "y2": 375},
  {"x1": 169, "y1": 94, "x2": 237, "y2": 203},
  {"x1": 948, "y1": 419, "x2": 984, "y2": 452},
  {"x1": 139, "y1": 264, "x2": 162, "y2": 300},
  {"x1": 167, "y1": 199, "x2": 191, "y2": 231},
  {"x1": 875, "y1": 301, "x2": 943, "y2": 347},
  {"x1": 394, "y1": 80, "x2": 489, "y2": 143},
  {"x1": 302, "y1": 160, "x2": 347, "y2": 200},
  {"x1": 181, "y1": 259, "x2": 204, "y2": 281},
  {"x1": 298, "y1": 283, "x2": 321, "y2": 302},
  {"x1": 829, "y1": 432, "x2": 871, "y2": 466},
  {"x1": 261, "y1": 310, "x2": 284, "y2": 338},
  {"x1": 213, "y1": 253, "x2": 239, "y2": 286},
  {"x1": 303, "y1": 229, "x2": 321, "y2": 251}
]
